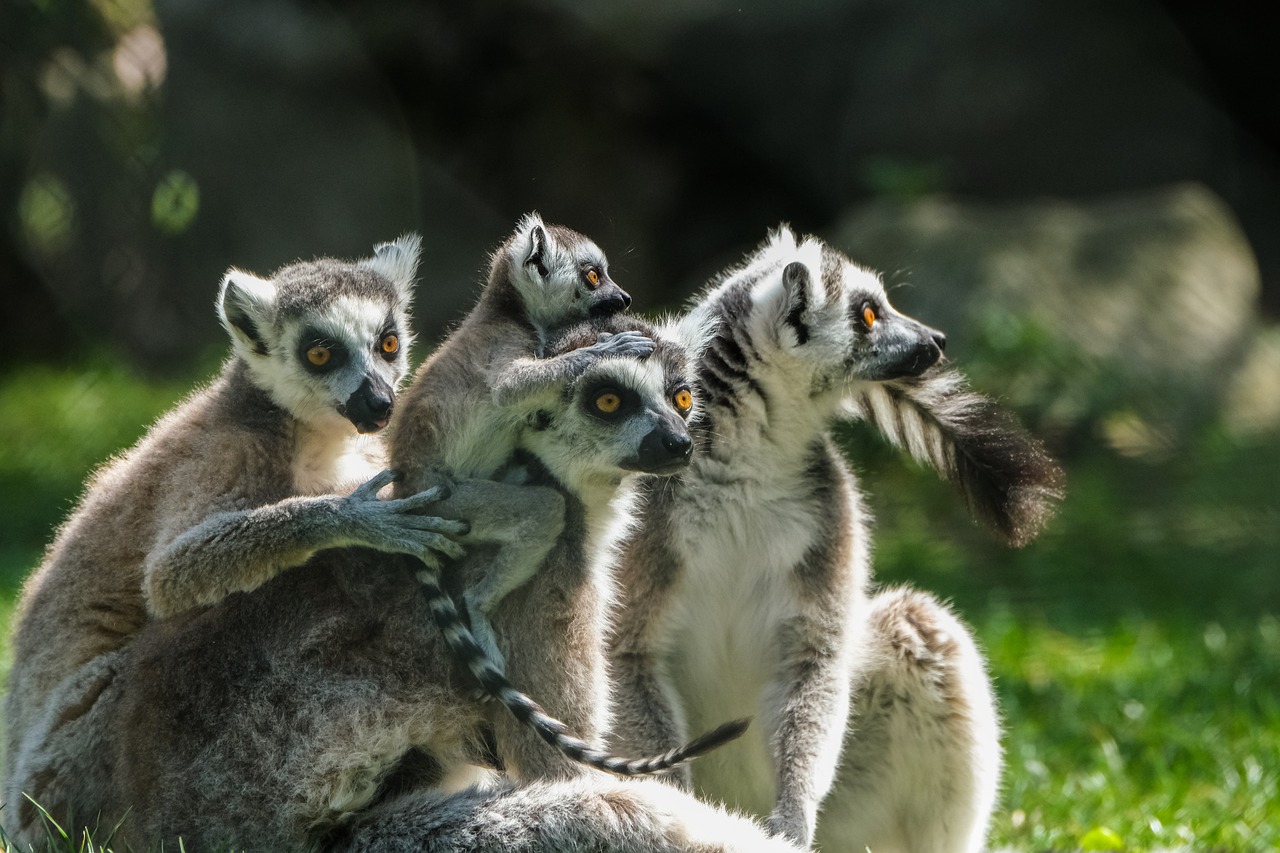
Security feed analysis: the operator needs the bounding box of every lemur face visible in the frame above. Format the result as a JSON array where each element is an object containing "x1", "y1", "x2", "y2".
[
  {"x1": 217, "y1": 235, "x2": 420, "y2": 433},
  {"x1": 748, "y1": 228, "x2": 946, "y2": 388},
  {"x1": 505, "y1": 213, "x2": 632, "y2": 330},
  {"x1": 523, "y1": 322, "x2": 697, "y2": 489}
]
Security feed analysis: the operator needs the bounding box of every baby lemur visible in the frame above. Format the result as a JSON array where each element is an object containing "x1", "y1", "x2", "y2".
[
  {"x1": 2, "y1": 237, "x2": 465, "y2": 826},
  {"x1": 388, "y1": 212, "x2": 648, "y2": 668},
  {"x1": 607, "y1": 227, "x2": 1063, "y2": 851},
  {"x1": 20, "y1": 319, "x2": 727, "y2": 852},
  {"x1": 388, "y1": 213, "x2": 744, "y2": 775}
]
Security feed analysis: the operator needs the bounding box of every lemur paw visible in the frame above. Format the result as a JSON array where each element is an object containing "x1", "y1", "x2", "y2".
[
  {"x1": 344, "y1": 471, "x2": 470, "y2": 558},
  {"x1": 591, "y1": 330, "x2": 656, "y2": 359}
]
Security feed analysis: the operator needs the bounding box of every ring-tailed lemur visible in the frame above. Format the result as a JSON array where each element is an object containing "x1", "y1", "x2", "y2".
[
  {"x1": 607, "y1": 227, "x2": 1063, "y2": 851},
  {"x1": 386, "y1": 214, "x2": 745, "y2": 776},
  {"x1": 389, "y1": 212, "x2": 648, "y2": 670},
  {"x1": 2, "y1": 237, "x2": 467, "y2": 834},
  {"x1": 24, "y1": 320, "x2": 742, "y2": 852}
]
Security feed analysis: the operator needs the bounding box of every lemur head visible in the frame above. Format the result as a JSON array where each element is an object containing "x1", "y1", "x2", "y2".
[
  {"x1": 695, "y1": 226, "x2": 946, "y2": 399},
  {"x1": 522, "y1": 317, "x2": 699, "y2": 497},
  {"x1": 217, "y1": 234, "x2": 420, "y2": 433},
  {"x1": 489, "y1": 212, "x2": 631, "y2": 330}
]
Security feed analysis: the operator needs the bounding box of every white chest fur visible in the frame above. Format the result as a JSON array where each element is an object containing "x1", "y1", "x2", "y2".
[
  {"x1": 659, "y1": 464, "x2": 824, "y2": 813},
  {"x1": 291, "y1": 424, "x2": 385, "y2": 495}
]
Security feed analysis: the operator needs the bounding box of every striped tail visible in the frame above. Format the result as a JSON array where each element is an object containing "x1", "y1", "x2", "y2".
[
  {"x1": 850, "y1": 365, "x2": 1065, "y2": 547},
  {"x1": 416, "y1": 569, "x2": 749, "y2": 775}
]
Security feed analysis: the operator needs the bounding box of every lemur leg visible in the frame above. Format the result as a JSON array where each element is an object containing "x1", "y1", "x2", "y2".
[
  {"x1": 4, "y1": 652, "x2": 126, "y2": 848},
  {"x1": 816, "y1": 587, "x2": 1002, "y2": 853},
  {"x1": 607, "y1": 652, "x2": 695, "y2": 788},
  {"x1": 417, "y1": 478, "x2": 567, "y2": 675}
]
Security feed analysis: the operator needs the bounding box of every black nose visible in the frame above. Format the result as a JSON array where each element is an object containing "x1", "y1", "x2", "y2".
[
  {"x1": 589, "y1": 286, "x2": 631, "y2": 317},
  {"x1": 932, "y1": 330, "x2": 947, "y2": 352},
  {"x1": 342, "y1": 375, "x2": 394, "y2": 433},
  {"x1": 636, "y1": 425, "x2": 693, "y2": 473}
]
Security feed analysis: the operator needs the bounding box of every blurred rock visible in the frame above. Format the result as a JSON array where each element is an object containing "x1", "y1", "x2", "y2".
[
  {"x1": 826, "y1": 183, "x2": 1267, "y2": 438},
  {"x1": 1223, "y1": 327, "x2": 1280, "y2": 439}
]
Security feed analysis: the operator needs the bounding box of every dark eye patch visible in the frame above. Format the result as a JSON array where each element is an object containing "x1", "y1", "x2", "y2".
[
  {"x1": 582, "y1": 383, "x2": 640, "y2": 421},
  {"x1": 297, "y1": 328, "x2": 348, "y2": 374}
]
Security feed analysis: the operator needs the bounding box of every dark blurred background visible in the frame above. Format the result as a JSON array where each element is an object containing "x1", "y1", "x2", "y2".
[{"x1": 2, "y1": 0, "x2": 1278, "y2": 613}]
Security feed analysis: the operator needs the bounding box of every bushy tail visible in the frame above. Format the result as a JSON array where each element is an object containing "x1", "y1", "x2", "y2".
[
  {"x1": 849, "y1": 365, "x2": 1064, "y2": 547},
  {"x1": 416, "y1": 570, "x2": 749, "y2": 775}
]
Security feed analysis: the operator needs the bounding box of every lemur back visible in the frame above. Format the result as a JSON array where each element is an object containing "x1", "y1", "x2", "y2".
[
  {"x1": 607, "y1": 227, "x2": 1063, "y2": 849},
  {"x1": 2, "y1": 237, "x2": 467, "y2": 837},
  {"x1": 387, "y1": 215, "x2": 745, "y2": 776},
  {"x1": 41, "y1": 322, "x2": 745, "y2": 851}
]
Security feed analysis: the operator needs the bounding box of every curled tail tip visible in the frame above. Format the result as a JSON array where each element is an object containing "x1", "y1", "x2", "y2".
[{"x1": 683, "y1": 716, "x2": 752, "y2": 758}]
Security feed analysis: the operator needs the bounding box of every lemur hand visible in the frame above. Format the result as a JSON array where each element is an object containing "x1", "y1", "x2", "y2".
[
  {"x1": 587, "y1": 330, "x2": 656, "y2": 359},
  {"x1": 343, "y1": 469, "x2": 468, "y2": 562}
]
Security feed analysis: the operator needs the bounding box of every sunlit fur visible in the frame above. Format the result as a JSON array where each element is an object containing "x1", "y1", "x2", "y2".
[
  {"x1": 0, "y1": 236, "x2": 470, "y2": 847},
  {"x1": 609, "y1": 226, "x2": 1061, "y2": 852},
  {"x1": 219, "y1": 234, "x2": 418, "y2": 431}
]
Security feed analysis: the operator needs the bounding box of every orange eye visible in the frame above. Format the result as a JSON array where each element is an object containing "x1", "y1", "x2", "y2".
[
  {"x1": 862, "y1": 304, "x2": 877, "y2": 328},
  {"x1": 673, "y1": 388, "x2": 693, "y2": 412},
  {"x1": 595, "y1": 391, "x2": 622, "y2": 414},
  {"x1": 307, "y1": 345, "x2": 331, "y2": 366},
  {"x1": 586, "y1": 268, "x2": 601, "y2": 287},
  {"x1": 381, "y1": 334, "x2": 399, "y2": 354}
]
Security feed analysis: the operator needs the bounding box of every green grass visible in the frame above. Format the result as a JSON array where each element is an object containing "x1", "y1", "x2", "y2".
[{"x1": 1, "y1": 359, "x2": 1278, "y2": 851}]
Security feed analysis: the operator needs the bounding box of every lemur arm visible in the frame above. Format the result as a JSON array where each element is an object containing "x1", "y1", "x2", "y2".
[
  {"x1": 143, "y1": 470, "x2": 466, "y2": 618},
  {"x1": 604, "y1": 533, "x2": 697, "y2": 787},
  {"x1": 606, "y1": 651, "x2": 696, "y2": 789},
  {"x1": 490, "y1": 331, "x2": 655, "y2": 408},
  {"x1": 763, "y1": 603, "x2": 857, "y2": 849}
]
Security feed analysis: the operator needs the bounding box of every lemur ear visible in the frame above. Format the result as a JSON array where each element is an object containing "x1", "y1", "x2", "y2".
[
  {"x1": 217, "y1": 269, "x2": 277, "y2": 356},
  {"x1": 362, "y1": 233, "x2": 422, "y2": 302},
  {"x1": 779, "y1": 260, "x2": 815, "y2": 345},
  {"x1": 664, "y1": 307, "x2": 720, "y2": 366},
  {"x1": 514, "y1": 211, "x2": 550, "y2": 281}
]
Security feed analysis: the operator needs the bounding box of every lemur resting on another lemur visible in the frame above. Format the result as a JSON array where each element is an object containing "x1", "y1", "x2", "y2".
[
  {"x1": 26, "y1": 317, "x2": 756, "y2": 852},
  {"x1": 2, "y1": 237, "x2": 467, "y2": 833},
  {"x1": 387, "y1": 213, "x2": 745, "y2": 777},
  {"x1": 608, "y1": 227, "x2": 1063, "y2": 853}
]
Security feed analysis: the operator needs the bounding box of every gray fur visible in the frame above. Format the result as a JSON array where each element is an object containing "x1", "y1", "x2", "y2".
[
  {"x1": 331, "y1": 777, "x2": 804, "y2": 852},
  {"x1": 9, "y1": 324, "x2": 748, "y2": 851},
  {"x1": 385, "y1": 217, "x2": 741, "y2": 775},
  {"x1": 1, "y1": 237, "x2": 467, "y2": 842},
  {"x1": 608, "y1": 226, "x2": 1057, "y2": 850}
]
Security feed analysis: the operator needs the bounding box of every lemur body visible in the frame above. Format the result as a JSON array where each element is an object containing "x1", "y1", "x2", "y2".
[
  {"x1": 608, "y1": 228, "x2": 1062, "y2": 851},
  {"x1": 387, "y1": 213, "x2": 649, "y2": 668},
  {"x1": 11, "y1": 320, "x2": 753, "y2": 852},
  {"x1": 386, "y1": 215, "x2": 743, "y2": 775},
  {"x1": 2, "y1": 237, "x2": 465, "y2": 835}
]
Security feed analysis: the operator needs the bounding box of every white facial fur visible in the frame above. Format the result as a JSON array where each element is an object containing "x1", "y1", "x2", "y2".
[
  {"x1": 507, "y1": 213, "x2": 612, "y2": 331},
  {"x1": 217, "y1": 241, "x2": 417, "y2": 431}
]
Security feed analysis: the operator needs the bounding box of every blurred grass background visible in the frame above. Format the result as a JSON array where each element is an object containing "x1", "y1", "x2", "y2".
[{"x1": 3, "y1": 0, "x2": 1279, "y2": 849}]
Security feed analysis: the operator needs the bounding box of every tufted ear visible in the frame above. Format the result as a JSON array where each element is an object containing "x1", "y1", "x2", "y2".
[
  {"x1": 361, "y1": 233, "x2": 422, "y2": 302},
  {"x1": 217, "y1": 269, "x2": 277, "y2": 356},
  {"x1": 663, "y1": 307, "x2": 720, "y2": 368},
  {"x1": 512, "y1": 211, "x2": 550, "y2": 282},
  {"x1": 778, "y1": 260, "x2": 817, "y2": 345}
]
